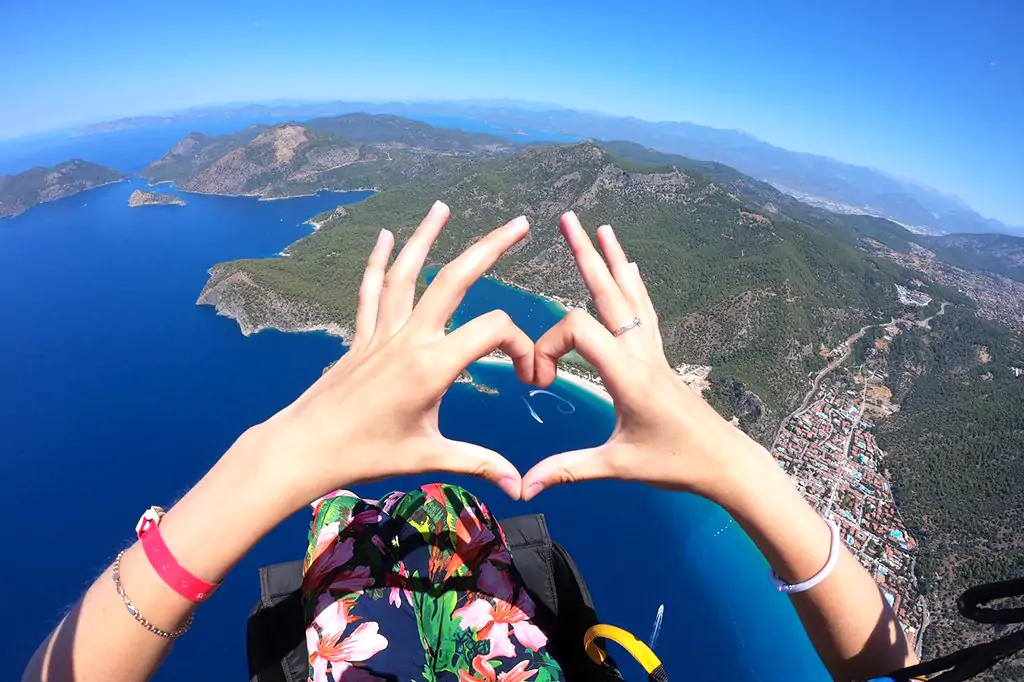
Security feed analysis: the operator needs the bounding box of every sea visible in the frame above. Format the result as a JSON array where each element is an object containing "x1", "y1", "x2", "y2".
[{"x1": 0, "y1": 127, "x2": 827, "y2": 681}]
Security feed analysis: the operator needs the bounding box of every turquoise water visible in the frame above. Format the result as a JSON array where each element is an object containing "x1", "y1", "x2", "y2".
[{"x1": 0, "y1": 176, "x2": 826, "y2": 680}]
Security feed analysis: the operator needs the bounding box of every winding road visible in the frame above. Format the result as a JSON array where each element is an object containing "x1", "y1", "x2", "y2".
[{"x1": 775, "y1": 302, "x2": 950, "y2": 443}]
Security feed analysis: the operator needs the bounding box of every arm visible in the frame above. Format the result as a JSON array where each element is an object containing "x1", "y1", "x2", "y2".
[
  {"x1": 522, "y1": 212, "x2": 916, "y2": 681},
  {"x1": 23, "y1": 202, "x2": 535, "y2": 682}
]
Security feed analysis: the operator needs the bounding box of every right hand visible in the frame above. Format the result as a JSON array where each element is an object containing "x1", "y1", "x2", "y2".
[{"x1": 522, "y1": 211, "x2": 769, "y2": 502}]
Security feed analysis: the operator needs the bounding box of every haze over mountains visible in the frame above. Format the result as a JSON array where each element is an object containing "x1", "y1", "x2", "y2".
[{"x1": 68, "y1": 99, "x2": 1024, "y2": 238}]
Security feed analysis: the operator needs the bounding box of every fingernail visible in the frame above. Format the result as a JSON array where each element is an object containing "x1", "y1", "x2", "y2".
[
  {"x1": 500, "y1": 476, "x2": 520, "y2": 499},
  {"x1": 376, "y1": 229, "x2": 390, "y2": 246},
  {"x1": 524, "y1": 481, "x2": 545, "y2": 500},
  {"x1": 630, "y1": 262, "x2": 639, "y2": 274},
  {"x1": 507, "y1": 215, "x2": 528, "y2": 230},
  {"x1": 430, "y1": 200, "x2": 447, "y2": 214}
]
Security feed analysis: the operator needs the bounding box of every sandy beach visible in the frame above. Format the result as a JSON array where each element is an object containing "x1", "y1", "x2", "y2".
[{"x1": 474, "y1": 356, "x2": 612, "y2": 405}]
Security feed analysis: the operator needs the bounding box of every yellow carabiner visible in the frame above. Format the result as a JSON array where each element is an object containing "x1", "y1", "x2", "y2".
[{"x1": 584, "y1": 624, "x2": 667, "y2": 680}]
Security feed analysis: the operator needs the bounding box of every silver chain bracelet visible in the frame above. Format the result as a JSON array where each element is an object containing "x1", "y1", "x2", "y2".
[{"x1": 112, "y1": 550, "x2": 194, "y2": 639}]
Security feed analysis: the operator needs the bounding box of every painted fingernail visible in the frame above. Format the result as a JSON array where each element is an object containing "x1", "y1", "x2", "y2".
[
  {"x1": 565, "y1": 210, "x2": 577, "y2": 221},
  {"x1": 429, "y1": 200, "x2": 448, "y2": 214}
]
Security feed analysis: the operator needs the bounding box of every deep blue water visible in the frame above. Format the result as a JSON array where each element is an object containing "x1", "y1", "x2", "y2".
[
  {"x1": 0, "y1": 165, "x2": 826, "y2": 679},
  {"x1": 0, "y1": 119, "x2": 293, "y2": 175}
]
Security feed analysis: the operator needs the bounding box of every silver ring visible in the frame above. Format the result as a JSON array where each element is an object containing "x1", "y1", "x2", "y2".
[{"x1": 612, "y1": 317, "x2": 642, "y2": 337}]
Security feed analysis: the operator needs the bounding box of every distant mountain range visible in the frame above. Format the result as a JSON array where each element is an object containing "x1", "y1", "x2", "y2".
[{"x1": 71, "y1": 99, "x2": 1023, "y2": 238}]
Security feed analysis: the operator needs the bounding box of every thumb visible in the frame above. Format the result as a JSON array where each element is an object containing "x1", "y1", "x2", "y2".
[
  {"x1": 432, "y1": 437, "x2": 524, "y2": 500},
  {"x1": 521, "y1": 446, "x2": 615, "y2": 501}
]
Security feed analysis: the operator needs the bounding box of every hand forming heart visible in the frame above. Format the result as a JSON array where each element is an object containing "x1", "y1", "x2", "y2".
[{"x1": 258, "y1": 204, "x2": 764, "y2": 509}]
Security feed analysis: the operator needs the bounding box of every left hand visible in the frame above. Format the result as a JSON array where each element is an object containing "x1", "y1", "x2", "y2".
[{"x1": 253, "y1": 201, "x2": 534, "y2": 509}]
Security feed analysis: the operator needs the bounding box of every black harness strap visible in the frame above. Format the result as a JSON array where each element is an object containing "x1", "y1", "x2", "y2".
[{"x1": 890, "y1": 576, "x2": 1024, "y2": 681}]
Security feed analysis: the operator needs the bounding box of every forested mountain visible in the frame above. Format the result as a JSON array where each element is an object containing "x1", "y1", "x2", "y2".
[
  {"x1": 198, "y1": 141, "x2": 939, "y2": 434},
  {"x1": 0, "y1": 160, "x2": 126, "y2": 218},
  {"x1": 600, "y1": 141, "x2": 1024, "y2": 285},
  {"x1": 918, "y1": 233, "x2": 1024, "y2": 283},
  {"x1": 142, "y1": 114, "x2": 516, "y2": 199},
  {"x1": 877, "y1": 308, "x2": 1024, "y2": 670},
  {"x1": 302, "y1": 113, "x2": 514, "y2": 151}
]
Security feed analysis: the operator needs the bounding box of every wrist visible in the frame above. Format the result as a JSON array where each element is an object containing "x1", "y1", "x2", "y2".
[
  {"x1": 711, "y1": 440, "x2": 792, "y2": 512},
  {"x1": 156, "y1": 428, "x2": 294, "y2": 583}
]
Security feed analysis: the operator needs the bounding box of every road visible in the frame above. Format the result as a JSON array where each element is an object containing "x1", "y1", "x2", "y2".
[{"x1": 774, "y1": 302, "x2": 950, "y2": 445}]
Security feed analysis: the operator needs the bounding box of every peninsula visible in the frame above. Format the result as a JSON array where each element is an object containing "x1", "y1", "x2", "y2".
[
  {"x1": 142, "y1": 113, "x2": 515, "y2": 200},
  {"x1": 0, "y1": 159, "x2": 126, "y2": 218},
  {"x1": 128, "y1": 189, "x2": 185, "y2": 207}
]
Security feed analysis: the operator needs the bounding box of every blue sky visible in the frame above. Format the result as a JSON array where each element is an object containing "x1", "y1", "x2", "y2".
[{"x1": 1, "y1": 0, "x2": 1021, "y2": 224}]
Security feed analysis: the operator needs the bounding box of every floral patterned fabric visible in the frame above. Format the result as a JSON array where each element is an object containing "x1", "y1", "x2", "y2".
[{"x1": 302, "y1": 483, "x2": 566, "y2": 682}]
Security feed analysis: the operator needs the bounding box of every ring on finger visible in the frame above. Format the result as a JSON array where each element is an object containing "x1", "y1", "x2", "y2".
[{"x1": 611, "y1": 317, "x2": 642, "y2": 337}]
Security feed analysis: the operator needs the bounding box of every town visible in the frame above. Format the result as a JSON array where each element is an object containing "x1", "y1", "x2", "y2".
[{"x1": 770, "y1": 359, "x2": 927, "y2": 651}]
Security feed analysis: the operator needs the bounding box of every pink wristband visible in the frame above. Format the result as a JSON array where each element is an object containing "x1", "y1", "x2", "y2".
[{"x1": 136, "y1": 507, "x2": 219, "y2": 602}]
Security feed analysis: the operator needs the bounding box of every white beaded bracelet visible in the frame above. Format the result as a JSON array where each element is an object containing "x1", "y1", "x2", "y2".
[{"x1": 770, "y1": 519, "x2": 841, "y2": 594}]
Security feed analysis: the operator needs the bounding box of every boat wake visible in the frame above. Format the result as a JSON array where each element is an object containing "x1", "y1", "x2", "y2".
[{"x1": 522, "y1": 389, "x2": 576, "y2": 424}]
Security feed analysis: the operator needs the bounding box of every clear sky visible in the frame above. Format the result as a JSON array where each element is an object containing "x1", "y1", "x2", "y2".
[{"x1": 1, "y1": 0, "x2": 1021, "y2": 224}]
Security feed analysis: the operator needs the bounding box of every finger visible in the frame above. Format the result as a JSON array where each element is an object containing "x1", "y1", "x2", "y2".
[
  {"x1": 412, "y1": 216, "x2": 529, "y2": 330},
  {"x1": 628, "y1": 262, "x2": 660, "y2": 333},
  {"x1": 596, "y1": 225, "x2": 642, "y2": 311},
  {"x1": 560, "y1": 212, "x2": 634, "y2": 330},
  {"x1": 424, "y1": 437, "x2": 523, "y2": 500},
  {"x1": 436, "y1": 310, "x2": 534, "y2": 385},
  {"x1": 521, "y1": 446, "x2": 613, "y2": 501},
  {"x1": 534, "y1": 309, "x2": 629, "y2": 392},
  {"x1": 376, "y1": 201, "x2": 450, "y2": 335},
  {"x1": 352, "y1": 229, "x2": 395, "y2": 347}
]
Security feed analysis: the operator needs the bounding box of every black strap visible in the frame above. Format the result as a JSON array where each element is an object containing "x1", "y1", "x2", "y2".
[{"x1": 890, "y1": 576, "x2": 1024, "y2": 681}]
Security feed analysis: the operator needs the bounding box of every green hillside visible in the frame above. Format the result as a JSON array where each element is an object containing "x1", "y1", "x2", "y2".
[
  {"x1": 142, "y1": 115, "x2": 517, "y2": 199},
  {"x1": 201, "y1": 142, "x2": 936, "y2": 427},
  {"x1": 878, "y1": 308, "x2": 1024, "y2": 669},
  {"x1": 0, "y1": 159, "x2": 126, "y2": 218}
]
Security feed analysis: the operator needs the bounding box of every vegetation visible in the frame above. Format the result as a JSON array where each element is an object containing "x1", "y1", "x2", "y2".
[
  {"x1": 142, "y1": 114, "x2": 518, "y2": 199},
  {"x1": 128, "y1": 189, "x2": 185, "y2": 207},
  {"x1": 0, "y1": 159, "x2": 126, "y2": 218},
  {"x1": 303, "y1": 113, "x2": 514, "y2": 151},
  {"x1": 919, "y1": 232, "x2": 1024, "y2": 283},
  {"x1": 877, "y1": 308, "x2": 1024, "y2": 673},
  {"x1": 203, "y1": 141, "x2": 931, "y2": 424}
]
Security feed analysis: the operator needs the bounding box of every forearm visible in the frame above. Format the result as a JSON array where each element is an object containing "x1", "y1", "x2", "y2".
[
  {"x1": 714, "y1": 438, "x2": 916, "y2": 680},
  {"x1": 23, "y1": 427, "x2": 294, "y2": 682}
]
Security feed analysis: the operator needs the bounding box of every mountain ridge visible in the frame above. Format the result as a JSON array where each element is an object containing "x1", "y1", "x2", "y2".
[
  {"x1": 65, "y1": 99, "x2": 1022, "y2": 236},
  {"x1": 142, "y1": 114, "x2": 518, "y2": 199}
]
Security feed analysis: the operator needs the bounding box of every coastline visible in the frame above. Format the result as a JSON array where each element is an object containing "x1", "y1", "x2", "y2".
[
  {"x1": 146, "y1": 181, "x2": 374, "y2": 203},
  {"x1": 2, "y1": 176, "x2": 129, "y2": 220},
  {"x1": 474, "y1": 356, "x2": 611, "y2": 405}
]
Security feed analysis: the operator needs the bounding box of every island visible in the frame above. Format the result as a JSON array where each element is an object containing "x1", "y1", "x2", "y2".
[
  {"x1": 455, "y1": 369, "x2": 499, "y2": 395},
  {"x1": 128, "y1": 189, "x2": 186, "y2": 207},
  {"x1": 0, "y1": 159, "x2": 127, "y2": 218}
]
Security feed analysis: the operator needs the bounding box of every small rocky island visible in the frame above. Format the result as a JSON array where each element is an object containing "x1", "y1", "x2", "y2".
[{"x1": 128, "y1": 189, "x2": 185, "y2": 207}]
